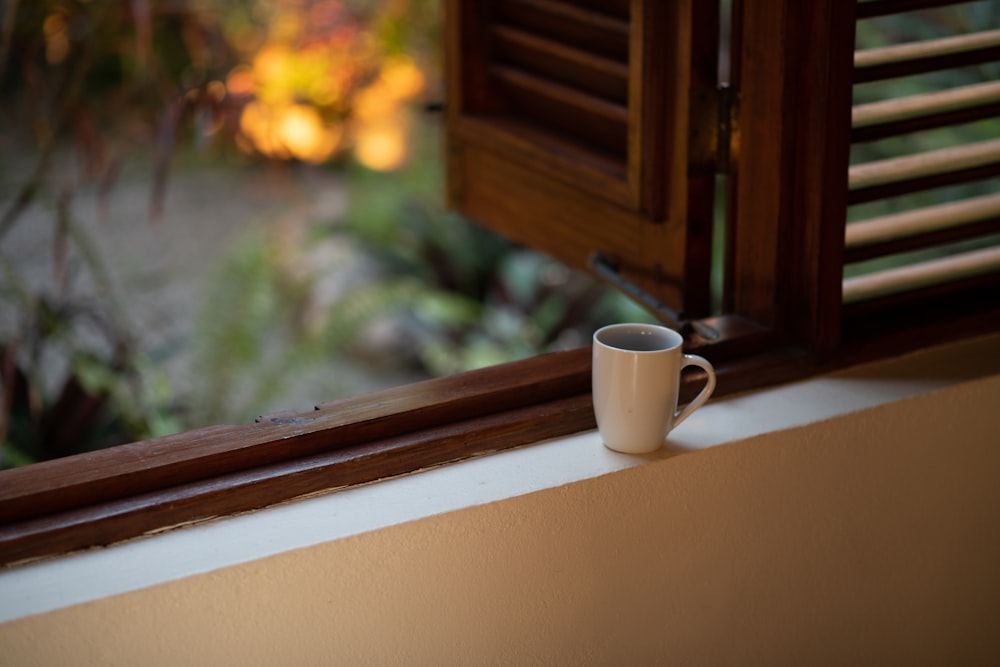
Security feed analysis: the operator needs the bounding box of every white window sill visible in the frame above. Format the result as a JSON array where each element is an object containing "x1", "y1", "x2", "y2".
[{"x1": 2, "y1": 332, "x2": 998, "y2": 624}]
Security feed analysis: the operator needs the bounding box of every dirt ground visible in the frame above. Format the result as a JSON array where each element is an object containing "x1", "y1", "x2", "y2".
[{"x1": 1, "y1": 152, "x2": 424, "y2": 433}]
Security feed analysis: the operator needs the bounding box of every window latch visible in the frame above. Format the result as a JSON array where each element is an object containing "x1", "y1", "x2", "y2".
[{"x1": 588, "y1": 253, "x2": 720, "y2": 341}]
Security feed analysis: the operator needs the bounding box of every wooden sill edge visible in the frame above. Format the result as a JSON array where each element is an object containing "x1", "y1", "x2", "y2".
[
  {"x1": 0, "y1": 348, "x2": 591, "y2": 526},
  {"x1": 0, "y1": 343, "x2": 792, "y2": 568},
  {"x1": 1, "y1": 303, "x2": 997, "y2": 567},
  {"x1": 0, "y1": 393, "x2": 596, "y2": 567}
]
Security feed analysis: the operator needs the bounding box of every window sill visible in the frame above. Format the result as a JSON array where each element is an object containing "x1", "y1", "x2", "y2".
[{"x1": 2, "y1": 331, "x2": 998, "y2": 624}]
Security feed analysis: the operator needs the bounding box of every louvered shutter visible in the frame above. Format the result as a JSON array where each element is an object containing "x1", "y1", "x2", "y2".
[
  {"x1": 843, "y1": 0, "x2": 1000, "y2": 315},
  {"x1": 445, "y1": 0, "x2": 719, "y2": 319}
]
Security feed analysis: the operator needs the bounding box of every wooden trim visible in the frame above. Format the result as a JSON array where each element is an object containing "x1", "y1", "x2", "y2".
[
  {"x1": 0, "y1": 392, "x2": 597, "y2": 566},
  {"x1": 727, "y1": 0, "x2": 854, "y2": 352},
  {"x1": 452, "y1": 115, "x2": 630, "y2": 198},
  {"x1": 0, "y1": 348, "x2": 590, "y2": 528},
  {"x1": 727, "y1": 0, "x2": 788, "y2": 325},
  {"x1": 5, "y1": 299, "x2": 998, "y2": 567},
  {"x1": 630, "y1": 0, "x2": 717, "y2": 318},
  {"x1": 628, "y1": 0, "x2": 670, "y2": 218},
  {"x1": 446, "y1": 0, "x2": 501, "y2": 115},
  {"x1": 449, "y1": 138, "x2": 646, "y2": 276},
  {"x1": 0, "y1": 340, "x2": 802, "y2": 566}
]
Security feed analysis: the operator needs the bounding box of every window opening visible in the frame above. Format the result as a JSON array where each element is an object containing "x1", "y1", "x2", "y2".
[
  {"x1": 0, "y1": 0, "x2": 650, "y2": 469},
  {"x1": 712, "y1": 0, "x2": 734, "y2": 315}
]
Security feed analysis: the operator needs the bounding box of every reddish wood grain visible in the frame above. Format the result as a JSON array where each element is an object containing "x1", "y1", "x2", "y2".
[
  {"x1": 4, "y1": 306, "x2": 999, "y2": 567},
  {"x1": 727, "y1": 0, "x2": 854, "y2": 353},
  {"x1": 0, "y1": 393, "x2": 597, "y2": 565},
  {"x1": 0, "y1": 347, "x2": 590, "y2": 526},
  {"x1": 2, "y1": 0, "x2": 997, "y2": 570}
]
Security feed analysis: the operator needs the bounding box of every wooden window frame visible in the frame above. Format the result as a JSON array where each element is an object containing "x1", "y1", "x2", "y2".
[{"x1": 2, "y1": 0, "x2": 999, "y2": 567}]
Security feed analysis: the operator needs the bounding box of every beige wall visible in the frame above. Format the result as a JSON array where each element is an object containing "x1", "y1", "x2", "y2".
[{"x1": 3, "y1": 373, "x2": 999, "y2": 666}]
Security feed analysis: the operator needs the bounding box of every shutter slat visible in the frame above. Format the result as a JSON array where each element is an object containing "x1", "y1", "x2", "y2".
[
  {"x1": 843, "y1": 244, "x2": 1000, "y2": 303},
  {"x1": 496, "y1": 0, "x2": 630, "y2": 61},
  {"x1": 848, "y1": 138, "x2": 1000, "y2": 203},
  {"x1": 845, "y1": 192, "x2": 1000, "y2": 262},
  {"x1": 491, "y1": 25, "x2": 629, "y2": 103},
  {"x1": 853, "y1": 82, "x2": 1000, "y2": 129},
  {"x1": 847, "y1": 192, "x2": 1000, "y2": 246},
  {"x1": 447, "y1": 0, "x2": 717, "y2": 317},
  {"x1": 856, "y1": 0, "x2": 977, "y2": 20},
  {"x1": 481, "y1": 0, "x2": 631, "y2": 161},
  {"x1": 852, "y1": 81, "x2": 1000, "y2": 142},
  {"x1": 855, "y1": 30, "x2": 1000, "y2": 69},
  {"x1": 490, "y1": 66, "x2": 628, "y2": 124},
  {"x1": 846, "y1": 1, "x2": 1000, "y2": 308},
  {"x1": 854, "y1": 29, "x2": 1000, "y2": 83},
  {"x1": 490, "y1": 65, "x2": 628, "y2": 158}
]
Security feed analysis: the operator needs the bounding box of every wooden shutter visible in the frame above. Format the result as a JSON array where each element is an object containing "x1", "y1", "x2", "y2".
[
  {"x1": 445, "y1": 0, "x2": 719, "y2": 319},
  {"x1": 843, "y1": 0, "x2": 1000, "y2": 317},
  {"x1": 724, "y1": 0, "x2": 856, "y2": 353}
]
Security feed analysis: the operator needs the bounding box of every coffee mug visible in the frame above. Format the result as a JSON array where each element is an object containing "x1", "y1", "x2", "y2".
[{"x1": 592, "y1": 323, "x2": 716, "y2": 453}]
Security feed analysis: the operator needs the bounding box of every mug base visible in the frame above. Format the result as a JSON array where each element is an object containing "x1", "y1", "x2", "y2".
[{"x1": 601, "y1": 439, "x2": 664, "y2": 455}]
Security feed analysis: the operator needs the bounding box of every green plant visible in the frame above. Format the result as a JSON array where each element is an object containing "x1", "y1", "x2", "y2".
[
  {"x1": 0, "y1": 218, "x2": 181, "y2": 468},
  {"x1": 0, "y1": 0, "x2": 652, "y2": 464},
  {"x1": 0, "y1": 0, "x2": 236, "y2": 464},
  {"x1": 334, "y1": 129, "x2": 654, "y2": 377}
]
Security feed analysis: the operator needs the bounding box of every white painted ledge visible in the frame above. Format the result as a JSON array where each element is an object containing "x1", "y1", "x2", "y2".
[{"x1": 2, "y1": 332, "x2": 999, "y2": 624}]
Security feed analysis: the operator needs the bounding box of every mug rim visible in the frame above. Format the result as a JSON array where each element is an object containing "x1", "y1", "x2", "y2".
[{"x1": 593, "y1": 323, "x2": 683, "y2": 353}]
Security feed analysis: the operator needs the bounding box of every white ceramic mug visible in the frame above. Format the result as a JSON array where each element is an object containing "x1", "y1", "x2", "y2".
[{"x1": 592, "y1": 323, "x2": 716, "y2": 453}]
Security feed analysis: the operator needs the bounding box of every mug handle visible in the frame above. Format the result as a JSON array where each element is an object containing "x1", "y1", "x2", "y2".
[{"x1": 672, "y1": 354, "x2": 717, "y2": 429}]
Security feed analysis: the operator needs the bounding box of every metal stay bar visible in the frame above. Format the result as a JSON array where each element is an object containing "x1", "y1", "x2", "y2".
[{"x1": 588, "y1": 253, "x2": 720, "y2": 341}]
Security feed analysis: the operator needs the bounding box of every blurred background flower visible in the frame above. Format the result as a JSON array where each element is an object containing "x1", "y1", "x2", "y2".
[{"x1": 0, "y1": 0, "x2": 651, "y2": 467}]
